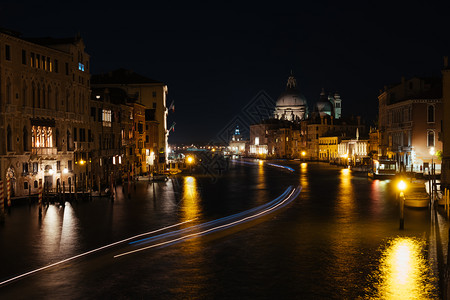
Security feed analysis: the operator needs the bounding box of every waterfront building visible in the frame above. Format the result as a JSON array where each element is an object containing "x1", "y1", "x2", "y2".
[
  {"x1": 249, "y1": 73, "x2": 364, "y2": 160},
  {"x1": 91, "y1": 69, "x2": 169, "y2": 167},
  {"x1": 441, "y1": 58, "x2": 450, "y2": 186},
  {"x1": 0, "y1": 28, "x2": 90, "y2": 197},
  {"x1": 90, "y1": 87, "x2": 127, "y2": 189},
  {"x1": 378, "y1": 76, "x2": 443, "y2": 172},
  {"x1": 273, "y1": 73, "x2": 309, "y2": 121},
  {"x1": 337, "y1": 136, "x2": 369, "y2": 166},
  {"x1": 318, "y1": 136, "x2": 341, "y2": 162},
  {"x1": 228, "y1": 126, "x2": 247, "y2": 156}
]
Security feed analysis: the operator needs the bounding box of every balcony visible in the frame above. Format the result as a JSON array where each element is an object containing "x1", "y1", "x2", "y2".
[{"x1": 32, "y1": 147, "x2": 58, "y2": 156}]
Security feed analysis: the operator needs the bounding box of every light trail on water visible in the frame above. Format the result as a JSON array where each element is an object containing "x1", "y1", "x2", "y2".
[
  {"x1": 0, "y1": 219, "x2": 195, "y2": 287},
  {"x1": 114, "y1": 185, "x2": 301, "y2": 258}
]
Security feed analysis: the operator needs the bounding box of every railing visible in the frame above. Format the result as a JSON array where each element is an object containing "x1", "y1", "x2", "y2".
[{"x1": 32, "y1": 147, "x2": 58, "y2": 156}]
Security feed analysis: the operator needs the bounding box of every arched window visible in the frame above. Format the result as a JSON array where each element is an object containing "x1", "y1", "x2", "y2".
[
  {"x1": 6, "y1": 77, "x2": 11, "y2": 105},
  {"x1": 23, "y1": 127, "x2": 28, "y2": 151},
  {"x1": 427, "y1": 105, "x2": 435, "y2": 123},
  {"x1": 7, "y1": 125, "x2": 12, "y2": 152},
  {"x1": 428, "y1": 130, "x2": 435, "y2": 147}
]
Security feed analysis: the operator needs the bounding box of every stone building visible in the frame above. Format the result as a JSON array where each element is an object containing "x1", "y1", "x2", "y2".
[
  {"x1": 0, "y1": 28, "x2": 90, "y2": 197},
  {"x1": 91, "y1": 69, "x2": 169, "y2": 168},
  {"x1": 90, "y1": 87, "x2": 127, "y2": 189},
  {"x1": 378, "y1": 76, "x2": 443, "y2": 172}
]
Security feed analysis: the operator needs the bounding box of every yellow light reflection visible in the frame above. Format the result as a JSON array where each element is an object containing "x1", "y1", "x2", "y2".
[
  {"x1": 337, "y1": 167, "x2": 354, "y2": 221},
  {"x1": 370, "y1": 237, "x2": 438, "y2": 299},
  {"x1": 181, "y1": 176, "x2": 200, "y2": 221}
]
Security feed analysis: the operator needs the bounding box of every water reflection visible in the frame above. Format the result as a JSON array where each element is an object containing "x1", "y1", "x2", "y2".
[
  {"x1": 299, "y1": 163, "x2": 308, "y2": 191},
  {"x1": 181, "y1": 176, "x2": 201, "y2": 222},
  {"x1": 336, "y1": 168, "x2": 355, "y2": 223},
  {"x1": 40, "y1": 204, "x2": 80, "y2": 262},
  {"x1": 368, "y1": 237, "x2": 438, "y2": 299}
]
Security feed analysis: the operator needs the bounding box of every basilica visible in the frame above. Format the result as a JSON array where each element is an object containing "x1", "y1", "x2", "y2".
[
  {"x1": 249, "y1": 73, "x2": 366, "y2": 160},
  {"x1": 273, "y1": 73, "x2": 342, "y2": 121}
]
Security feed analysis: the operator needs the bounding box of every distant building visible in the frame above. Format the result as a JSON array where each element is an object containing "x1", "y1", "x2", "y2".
[
  {"x1": 337, "y1": 134, "x2": 369, "y2": 166},
  {"x1": 378, "y1": 76, "x2": 443, "y2": 172},
  {"x1": 248, "y1": 72, "x2": 365, "y2": 160},
  {"x1": 273, "y1": 73, "x2": 309, "y2": 121},
  {"x1": 318, "y1": 136, "x2": 341, "y2": 162},
  {"x1": 228, "y1": 126, "x2": 247, "y2": 156}
]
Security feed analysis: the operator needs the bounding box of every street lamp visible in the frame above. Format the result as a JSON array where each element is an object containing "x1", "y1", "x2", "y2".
[
  {"x1": 187, "y1": 156, "x2": 194, "y2": 174},
  {"x1": 301, "y1": 151, "x2": 306, "y2": 161},
  {"x1": 398, "y1": 179, "x2": 407, "y2": 230}
]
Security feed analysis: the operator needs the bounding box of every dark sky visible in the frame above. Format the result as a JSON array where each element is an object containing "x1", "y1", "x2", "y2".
[{"x1": 2, "y1": 2, "x2": 450, "y2": 144}]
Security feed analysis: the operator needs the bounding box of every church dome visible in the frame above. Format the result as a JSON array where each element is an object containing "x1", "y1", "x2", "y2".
[
  {"x1": 315, "y1": 89, "x2": 333, "y2": 117},
  {"x1": 274, "y1": 73, "x2": 308, "y2": 121},
  {"x1": 276, "y1": 76, "x2": 308, "y2": 107}
]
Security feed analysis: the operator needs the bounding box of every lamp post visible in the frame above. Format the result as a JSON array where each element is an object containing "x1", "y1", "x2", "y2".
[
  {"x1": 301, "y1": 151, "x2": 306, "y2": 161},
  {"x1": 429, "y1": 147, "x2": 435, "y2": 202},
  {"x1": 398, "y1": 179, "x2": 407, "y2": 230}
]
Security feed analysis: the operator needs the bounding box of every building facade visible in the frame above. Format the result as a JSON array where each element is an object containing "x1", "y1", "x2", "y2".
[
  {"x1": 378, "y1": 76, "x2": 443, "y2": 172},
  {"x1": 0, "y1": 29, "x2": 90, "y2": 197},
  {"x1": 91, "y1": 69, "x2": 169, "y2": 169}
]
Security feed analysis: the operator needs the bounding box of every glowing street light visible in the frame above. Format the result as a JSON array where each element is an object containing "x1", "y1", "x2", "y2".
[
  {"x1": 187, "y1": 156, "x2": 194, "y2": 164},
  {"x1": 398, "y1": 179, "x2": 407, "y2": 230}
]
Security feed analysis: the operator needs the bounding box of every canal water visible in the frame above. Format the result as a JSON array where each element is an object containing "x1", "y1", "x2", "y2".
[{"x1": 0, "y1": 160, "x2": 443, "y2": 299}]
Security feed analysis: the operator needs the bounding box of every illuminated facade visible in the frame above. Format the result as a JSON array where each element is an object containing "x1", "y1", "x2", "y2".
[
  {"x1": 318, "y1": 136, "x2": 340, "y2": 162},
  {"x1": 378, "y1": 76, "x2": 443, "y2": 172},
  {"x1": 0, "y1": 29, "x2": 90, "y2": 197},
  {"x1": 337, "y1": 138, "x2": 369, "y2": 165},
  {"x1": 274, "y1": 73, "x2": 309, "y2": 121},
  {"x1": 228, "y1": 126, "x2": 247, "y2": 156}
]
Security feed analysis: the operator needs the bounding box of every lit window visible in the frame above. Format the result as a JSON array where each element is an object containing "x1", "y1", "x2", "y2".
[
  {"x1": 102, "y1": 109, "x2": 111, "y2": 127},
  {"x1": 255, "y1": 137, "x2": 259, "y2": 145},
  {"x1": 78, "y1": 62, "x2": 85, "y2": 71}
]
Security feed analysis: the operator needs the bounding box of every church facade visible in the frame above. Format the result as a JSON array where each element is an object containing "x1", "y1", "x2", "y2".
[{"x1": 250, "y1": 72, "x2": 365, "y2": 160}]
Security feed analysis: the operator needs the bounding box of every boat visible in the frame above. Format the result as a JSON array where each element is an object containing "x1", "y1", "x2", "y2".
[
  {"x1": 151, "y1": 173, "x2": 169, "y2": 181},
  {"x1": 368, "y1": 159, "x2": 397, "y2": 179},
  {"x1": 404, "y1": 182, "x2": 430, "y2": 208}
]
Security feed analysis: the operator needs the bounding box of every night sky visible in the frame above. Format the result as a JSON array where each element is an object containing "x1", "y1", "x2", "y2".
[{"x1": 2, "y1": 2, "x2": 450, "y2": 144}]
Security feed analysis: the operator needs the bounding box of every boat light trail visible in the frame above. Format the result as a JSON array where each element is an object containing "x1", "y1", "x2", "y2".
[
  {"x1": 114, "y1": 186, "x2": 301, "y2": 258},
  {"x1": 232, "y1": 159, "x2": 295, "y2": 172},
  {"x1": 0, "y1": 219, "x2": 195, "y2": 287}
]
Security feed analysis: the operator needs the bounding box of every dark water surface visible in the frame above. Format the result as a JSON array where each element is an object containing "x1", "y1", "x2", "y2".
[{"x1": 0, "y1": 160, "x2": 440, "y2": 299}]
